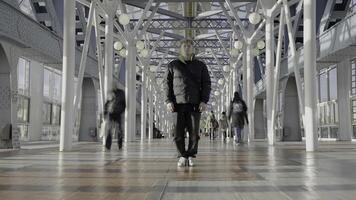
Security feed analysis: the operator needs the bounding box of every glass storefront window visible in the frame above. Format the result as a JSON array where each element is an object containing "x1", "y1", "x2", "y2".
[
  {"x1": 52, "y1": 104, "x2": 61, "y2": 125},
  {"x1": 42, "y1": 102, "x2": 52, "y2": 124},
  {"x1": 43, "y1": 68, "x2": 51, "y2": 98},
  {"x1": 17, "y1": 57, "x2": 30, "y2": 96},
  {"x1": 352, "y1": 60, "x2": 356, "y2": 95},
  {"x1": 319, "y1": 71, "x2": 328, "y2": 102},
  {"x1": 329, "y1": 67, "x2": 337, "y2": 100},
  {"x1": 53, "y1": 73, "x2": 62, "y2": 102},
  {"x1": 17, "y1": 96, "x2": 29, "y2": 123}
]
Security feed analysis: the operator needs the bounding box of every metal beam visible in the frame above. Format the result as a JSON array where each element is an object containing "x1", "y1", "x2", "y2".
[
  {"x1": 130, "y1": 18, "x2": 248, "y2": 30},
  {"x1": 126, "y1": 1, "x2": 186, "y2": 20}
]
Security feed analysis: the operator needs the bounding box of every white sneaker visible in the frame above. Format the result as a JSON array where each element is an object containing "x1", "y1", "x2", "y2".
[
  {"x1": 188, "y1": 157, "x2": 194, "y2": 167},
  {"x1": 177, "y1": 157, "x2": 186, "y2": 167}
]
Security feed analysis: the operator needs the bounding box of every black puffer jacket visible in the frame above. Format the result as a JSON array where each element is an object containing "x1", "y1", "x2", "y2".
[
  {"x1": 104, "y1": 89, "x2": 126, "y2": 122},
  {"x1": 162, "y1": 58, "x2": 211, "y2": 105}
]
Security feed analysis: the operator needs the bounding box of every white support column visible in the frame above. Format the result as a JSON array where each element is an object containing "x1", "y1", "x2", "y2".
[
  {"x1": 232, "y1": 64, "x2": 237, "y2": 93},
  {"x1": 73, "y1": 1, "x2": 95, "y2": 124},
  {"x1": 93, "y1": 9, "x2": 105, "y2": 113},
  {"x1": 246, "y1": 44, "x2": 254, "y2": 142},
  {"x1": 304, "y1": 0, "x2": 318, "y2": 151},
  {"x1": 29, "y1": 61, "x2": 44, "y2": 141},
  {"x1": 104, "y1": 15, "x2": 114, "y2": 103},
  {"x1": 125, "y1": 39, "x2": 137, "y2": 142},
  {"x1": 221, "y1": 89, "x2": 225, "y2": 112},
  {"x1": 101, "y1": 9, "x2": 115, "y2": 146},
  {"x1": 337, "y1": 60, "x2": 353, "y2": 141},
  {"x1": 60, "y1": 0, "x2": 75, "y2": 151},
  {"x1": 141, "y1": 67, "x2": 148, "y2": 141},
  {"x1": 283, "y1": 0, "x2": 305, "y2": 115},
  {"x1": 271, "y1": 8, "x2": 285, "y2": 146},
  {"x1": 148, "y1": 76, "x2": 154, "y2": 139},
  {"x1": 242, "y1": 47, "x2": 248, "y2": 102},
  {"x1": 265, "y1": 9, "x2": 275, "y2": 146}
]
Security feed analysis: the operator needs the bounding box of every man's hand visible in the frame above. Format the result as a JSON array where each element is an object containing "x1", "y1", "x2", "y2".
[
  {"x1": 199, "y1": 102, "x2": 207, "y2": 112},
  {"x1": 167, "y1": 103, "x2": 175, "y2": 112}
]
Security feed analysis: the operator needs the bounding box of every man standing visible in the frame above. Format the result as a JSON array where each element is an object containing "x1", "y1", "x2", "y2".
[
  {"x1": 163, "y1": 39, "x2": 211, "y2": 167},
  {"x1": 104, "y1": 88, "x2": 126, "y2": 150}
]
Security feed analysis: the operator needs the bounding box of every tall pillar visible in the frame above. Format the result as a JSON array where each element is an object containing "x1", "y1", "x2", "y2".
[
  {"x1": 337, "y1": 60, "x2": 353, "y2": 141},
  {"x1": 101, "y1": 0, "x2": 118, "y2": 145},
  {"x1": 125, "y1": 40, "x2": 137, "y2": 142},
  {"x1": 141, "y1": 67, "x2": 148, "y2": 140},
  {"x1": 242, "y1": 47, "x2": 248, "y2": 102},
  {"x1": 304, "y1": 0, "x2": 318, "y2": 151},
  {"x1": 265, "y1": 10, "x2": 275, "y2": 146},
  {"x1": 246, "y1": 44, "x2": 254, "y2": 142},
  {"x1": 29, "y1": 61, "x2": 44, "y2": 141},
  {"x1": 242, "y1": 47, "x2": 249, "y2": 141},
  {"x1": 60, "y1": 0, "x2": 75, "y2": 151},
  {"x1": 148, "y1": 77, "x2": 154, "y2": 139},
  {"x1": 104, "y1": 13, "x2": 114, "y2": 102}
]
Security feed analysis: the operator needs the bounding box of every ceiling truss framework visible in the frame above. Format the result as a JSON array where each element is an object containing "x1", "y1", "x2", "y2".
[
  {"x1": 130, "y1": 18, "x2": 247, "y2": 30},
  {"x1": 148, "y1": 39, "x2": 231, "y2": 50}
]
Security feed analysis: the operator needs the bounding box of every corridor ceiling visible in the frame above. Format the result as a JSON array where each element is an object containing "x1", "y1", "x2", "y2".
[{"x1": 17, "y1": 0, "x2": 354, "y2": 105}]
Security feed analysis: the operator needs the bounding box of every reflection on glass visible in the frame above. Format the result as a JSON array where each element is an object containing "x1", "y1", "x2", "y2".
[
  {"x1": 42, "y1": 102, "x2": 52, "y2": 124},
  {"x1": 329, "y1": 67, "x2": 337, "y2": 100},
  {"x1": 319, "y1": 72, "x2": 328, "y2": 102}
]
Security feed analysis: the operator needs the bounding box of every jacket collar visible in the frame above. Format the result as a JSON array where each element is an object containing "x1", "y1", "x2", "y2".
[{"x1": 178, "y1": 54, "x2": 195, "y2": 64}]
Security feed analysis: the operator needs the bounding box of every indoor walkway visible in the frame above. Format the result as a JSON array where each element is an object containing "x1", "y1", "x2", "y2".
[{"x1": 1, "y1": 138, "x2": 356, "y2": 200}]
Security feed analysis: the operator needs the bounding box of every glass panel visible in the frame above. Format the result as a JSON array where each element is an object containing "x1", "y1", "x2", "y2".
[
  {"x1": 330, "y1": 103, "x2": 334, "y2": 124},
  {"x1": 320, "y1": 127, "x2": 328, "y2": 138},
  {"x1": 330, "y1": 127, "x2": 338, "y2": 138},
  {"x1": 53, "y1": 73, "x2": 62, "y2": 102},
  {"x1": 329, "y1": 67, "x2": 337, "y2": 100},
  {"x1": 42, "y1": 102, "x2": 52, "y2": 124},
  {"x1": 18, "y1": 124, "x2": 29, "y2": 141},
  {"x1": 334, "y1": 103, "x2": 339, "y2": 123},
  {"x1": 319, "y1": 72, "x2": 328, "y2": 102},
  {"x1": 52, "y1": 104, "x2": 61, "y2": 125},
  {"x1": 352, "y1": 60, "x2": 356, "y2": 95},
  {"x1": 17, "y1": 58, "x2": 30, "y2": 96},
  {"x1": 17, "y1": 97, "x2": 23, "y2": 122},
  {"x1": 325, "y1": 104, "x2": 330, "y2": 124},
  {"x1": 320, "y1": 104, "x2": 325, "y2": 125},
  {"x1": 18, "y1": 59, "x2": 25, "y2": 94},
  {"x1": 23, "y1": 98, "x2": 29, "y2": 122},
  {"x1": 43, "y1": 68, "x2": 51, "y2": 98},
  {"x1": 17, "y1": 96, "x2": 30, "y2": 123}
]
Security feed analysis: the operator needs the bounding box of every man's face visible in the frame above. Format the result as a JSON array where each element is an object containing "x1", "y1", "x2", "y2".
[{"x1": 180, "y1": 42, "x2": 194, "y2": 59}]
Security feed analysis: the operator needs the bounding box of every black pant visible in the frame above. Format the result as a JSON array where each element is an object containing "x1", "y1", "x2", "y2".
[
  {"x1": 105, "y1": 120, "x2": 123, "y2": 150},
  {"x1": 172, "y1": 111, "x2": 201, "y2": 158},
  {"x1": 209, "y1": 128, "x2": 216, "y2": 140}
]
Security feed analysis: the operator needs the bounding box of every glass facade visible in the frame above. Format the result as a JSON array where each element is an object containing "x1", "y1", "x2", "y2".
[
  {"x1": 17, "y1": 58, "x2": 30, "y2": 141},
  {"x1": 351, "y1": 59, "x2": 356, "y2": 138},
  {"x1": 42, "y1": 67, "x2": 62, "y2": 141},
  {"x1": 352, "y1": 60, "x2": 356, "y2": 95},
  {"x1": 317, "y1": 66, "x2": 338, "y2": 139}
]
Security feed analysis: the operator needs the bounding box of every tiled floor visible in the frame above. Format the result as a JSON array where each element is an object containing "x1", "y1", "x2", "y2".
[{"x1": 1, "y1": 138, "x2": 356, "y2": 199}]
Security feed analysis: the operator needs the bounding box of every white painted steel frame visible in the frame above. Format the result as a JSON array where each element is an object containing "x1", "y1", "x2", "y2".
[{"x1": 60, "y1": 0, "x2": 76, "y2": 151}]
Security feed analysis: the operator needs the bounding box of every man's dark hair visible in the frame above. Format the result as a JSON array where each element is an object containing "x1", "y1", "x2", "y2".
[{"x1": 232, "y1": 91, "x2": 241, "y2": 102}]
